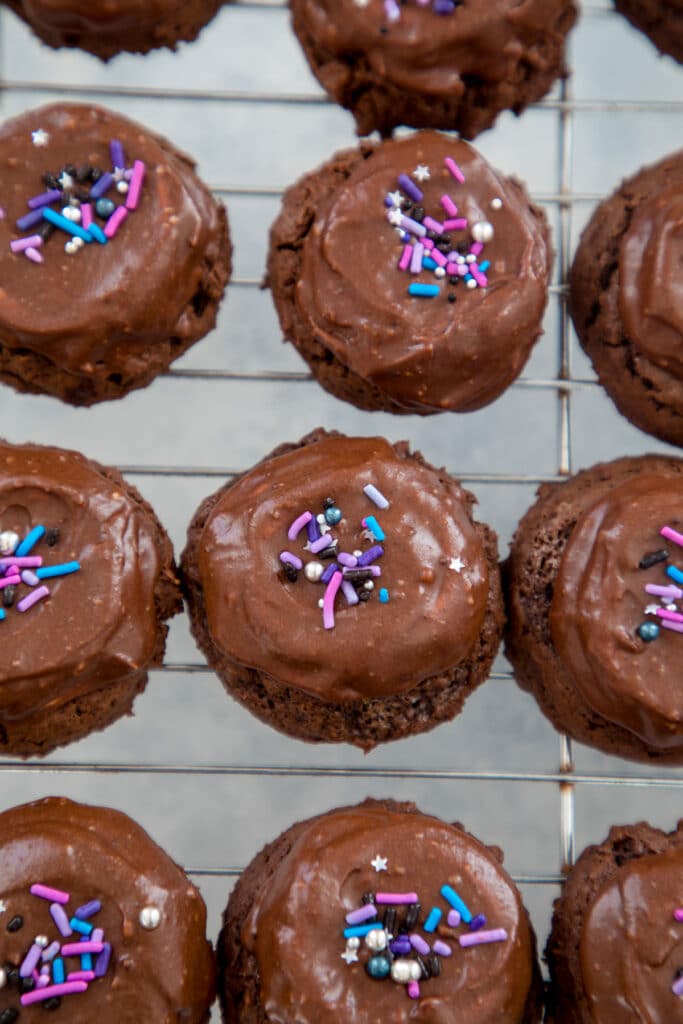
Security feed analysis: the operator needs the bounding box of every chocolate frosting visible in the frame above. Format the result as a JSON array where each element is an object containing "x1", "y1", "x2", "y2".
[
  {"x1": 0, "y1": 797, "x2": 215, "y2": 1023},
  {"x1": 294, "y1": 133, "x2": 550, "y2": 412},
  {"x1": 242, "y1": 802, "x2": 534, "y2": 1024},
  {"x1": 619, "y1": 182, "x2": 683, "y2": 379},
  {"x1": 0, "y1": 103, "x2": 225, "y2": 381},
  {"x1": 12, "y1": 0, "x2": 204, "y2": 36},
  {"x1": 549, "y1": 469, "x2": 683, "y2": 749},
  {"x1": 0, "y1": 441, "x2": 162, "y2": 724},
  {"x1": 197, "y1": 435, "x2": 490, "y2": 702},
  {"x1": 293, "y1": 0, "x2": 570, "y2": 104},
  {"x1": 580, "y1": 847, "x2": 683, "y2": 1023}
]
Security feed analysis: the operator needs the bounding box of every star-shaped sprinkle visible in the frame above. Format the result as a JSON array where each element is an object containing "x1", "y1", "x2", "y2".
[
  {"x1": 31, "y1": 129, "x2": 49, "y2": 147},
  {"x1": 112, "y1": 167, "x2": 127, "y2": 183},
  {"x1": 58, "y1": 171, "x2": 75, "y2": 190},
  {"x1": 413, "y1": 165, "x2": 431, "y2": 182},
  {"x1": 0, "y1": 900, "x2": 6, "y2": 913},
  {"x1": 341, "y1": 948, "x2": 359, "y2": 964},
  {"x1": 388, "y1": 208, "x2": 403, "y2": 226},
  {"x1": 371, "y1": 854, "x2": 388, "y2": 872},
  {"x1": 645, "y1": 604, "x2": 661, "y2": 615},
  {"x1": 387, "y1": 190, "x2": 403, "y2": 208},
  {"x1": 449, "y1": 557, "x2": 465, "y2": 573}
]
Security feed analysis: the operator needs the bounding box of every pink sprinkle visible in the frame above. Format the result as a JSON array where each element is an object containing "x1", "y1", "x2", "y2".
[
  {"x1": 10, "y1": 235, "x2": 42, "y2": 253},
  {"x1": 407, "y1": 981, "x2": 420, "y2": 999},
  {"x1": 341, "y1": 580, "x2": 359, "y2": 606},
  {"x1": 31, "y1": 884, "x2": 70, "y2": 904},
  {"x1": 422, "y1": 237, "x2": 434, "y2": 251},
  {"x1": 346, "y1": 904, "x2": 377, "y2": 925},
  {"x1": 125, "y1": 160, "x2": 146, "y2": 211},
  {"x1": 445, "y1": 157, "x2": 465, "y2": 183},
  {"x1": 447, "y1": 910, "x2": 461, "y2": 927},
  {"x1": 656, "y1": 607, "x2": 683, "y2": 623},
  {"x1": 456, "y1": 263, "x2": 469, "y2": 277},
  {"x1": 398, "y1": 244, "x2": 412, "y2": 271},
  {"x1": 25, "y1": 247, "x2": 43, "y2": 264},
  {"x1": 81, "y1": 203, "x2": 93, "y2": 230},
  {"x1": 470, "y1": 241, "x2": 484, "y2": 256},
  {"x1": 17, "y1": 586, "x2": 49, "y2": 612},
  {"x1": 441, "y1": 195, "x2": 458, "y2": 217},
  {"x1": 409, "y1": 933, "x2": 430, "y2": 955},
  {"x1": 376, "y1": 892, "x2": 418, "y2": 905},
  {"x1": 430, "y1": 248, "x2": 447, "y2": 268},
  {"x1": 459, "y1": 928, "x2": 508, "y2": 947},
  {"x1": 423, "y1": 216, "x2": 443, "y2": 235},
  {"x1": 67, "y1": 972, "x2": 95, "y2": 982},
  {"x1": 446, "y1": 262, "x2": 458, "y2": 275},
  {"x1": 21, "y1": 982, "x2": 88, "y2": 1006},
  {"x1": 646, "y1": 583, "x2": 683, "y2": 600},
  {"x1": 287, "y1": 511, "x2": 312, "y2": 541},
  {"x1": 674, "y1": 908, "x2": 683, "y2": 922},
  {"x1": 322, "y1": 570, "x2": 343, "y2": 630},
  {"x1": 0, "y1": 575, "x2": 20, "y2": 589},
  {"x1": 432, "y1": 939, "x2": 452, "y2": 957},
  {"x1": 104, "y1": 205, "x2": 128, "y2": 239},
  {"x1": 443, "y1": 218, "x2": 468, "y2": 231},
  {"x1": 410, "y1": 242, "x2": 424, "y2": 274},
  {"x1": 471, "y1": 268, "x2": 488, "y2": 288},
  {"x1": 50, "y1": 903, "x2": 72, "y2": 937},
  {"x1": 661, "y1": 526, "x2": 683, "y2": 548},
  {"x1": 36, "y1": 975, "x2": 50, "y2": 990},
  {"x1": 662, "y1": 619, "x2": 683, "y2": 635},
  {"x1": 0, "y1": 556, "x2": 42, "y2": 568},
  {"x1": 60, "y1": 942, "x2": 103, "y2": 956}
]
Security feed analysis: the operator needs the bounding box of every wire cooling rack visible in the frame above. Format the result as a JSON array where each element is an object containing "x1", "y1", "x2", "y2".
[{"x1": 1, "y1": 0, "x2": 683, "y2": 1004}]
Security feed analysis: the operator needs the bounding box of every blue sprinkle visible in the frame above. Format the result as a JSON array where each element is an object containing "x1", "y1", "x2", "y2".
[
  {"x1": 0, "y1": 609, "x2": 5, "y2": 622},
  {"x1": 36, "y1": 561, "x2": 80, "y2": 580},
  {"x1": 667, "y1": 565, "x2": 683, "y2": 585},
  {"x1": 441, "y1": 885, "x2": 472, "y2": 923},
  {"x1": 423, "y1": 907, "x2": 442, "y2": 933},
  {"x1": 379, "y1": 588, "x2": 389, "y2": 603},
  {"x1": 80, "y1": 953, "x2": 93, "y2": 971},
  {"x1": 364, "y1": 516, "x2": 385, "y2": 542},
  {"x1": 52, "y1": 959, "x2": 65, "y2": 984},
  {"x1": 464, "y1": 274, "x2": 474, "y2": 283},
  {"x1": 15, "y1": 525, "x2": 45, "y2": 557},
  {"x1": 423, "y1": 256, "x2": 438, "y2": 270},
  {"x1": 70, "y1": 918, "x2": 93, "y2": 936},
  {"x1": 88, "y1": 223, "x2": 108, "y2": 245},
  {"x1": 408, "y1": 283, "x2": 439, "y2": 298},
  {"x1": 344, "y1": 923, "x2": 380, "y2": 939},
  {"x1": 42, "y1": 207, "x2": 93, "y2": 243},
  {"x1": 478, "y1": 260, "x2": 490, "y2": 272}
]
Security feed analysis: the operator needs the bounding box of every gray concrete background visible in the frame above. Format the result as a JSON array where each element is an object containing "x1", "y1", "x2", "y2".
[{"x1": 0, "y1": 0, "x2": 682, "y2": 1005}]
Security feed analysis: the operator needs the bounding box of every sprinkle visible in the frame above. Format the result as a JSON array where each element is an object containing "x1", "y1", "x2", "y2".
[
  {"x1": 321, "y1": 562, "x2": 340, "y2": 584},
  {"x1": 0, "y1": 609, "x2": 6, "y2": 621},
  {"x1": 407, "y1": 981, "x2": 420, "y2": 999},
  {"x1": 90, "y1": 172, "x2": 114, "y2": 200},
  {"x1": 470, "y1": 241, "x2": 484, "y2": 256},
  {"x1": 104, "y1": 206, "x2": 128, "y2": 239},
  {"x1": 446, "y1": 909, "x2": 461, "y2": 928},
  {"x1": 399, "y1": 214, "x2": 427, "y2": 238},
  {"x1": 469, "y1": 914, "x2": 487, "y2": 931},
  {"x1": 384, "y1": 0, "x2": 400, "y2": 20},
  {"x1": 110, "y1": 139, "x2": 126, "y2": 170},
  {"x1": 42, "y1": 208, "x2": 92, "y2": 243},
  {"x1": 379, "y1": 588, "x2": 389, "y2": 603},
  {"x1": 674, "y1": 909, "x2": 683, "y2": 922},
  {"x1": 662, "y1": 526, "x2": 683, "y2": 548},
  {"x1": 34, "y1": 561, "x2": 80, "y2": 580},
  {"x1": 309, "y1": 534, "x2": 334, "y2": 555},
  {"x1": 279, "y1": 551, "x2": 303, "y2": 571},
  {"x1": 94, "y1": 944, "x2": 111, "y2": 978},
  {"x1": 80, "y1": 953, "x2": 93, "y2": 971},
  {"x1": 673, "y1": 974, "x2": 683, "y2": 997},
  {"x1": 21, "y1": 981, "x2": 88, "y2": 1006},
  {"x1": 341, "y1": 580, "x2": 359, "y2": 605},
  {"x1": 358, "y1": 545, "x2": 384, "y2": 566},
  {"x1": 338, "y1": 552, "x2": 358, "y2": 568},
  {"x1": 29, "y1": 883, "x2": 69, "y2": 904},
  {"x1": 479, "y1": 260, "x2": 490, "y2": 272},
  {"x1": 423, "y1": 216, "x2": 443, "y2": 235},
  {"x1": 432, "y1": 940, "x2": 452, "y2": 957},
  {"x1": 346, "y1": 905, "x2": 378, "y2": 926},
  {"x1": 139, "y1": 906, "x2": 161, "y2": 930},
  {"x1": 60, "y1": 941, "x2": 102, "y2": 956},
  {"x1": 398, "y1": 173, "x2": 423, "y2": 203},
  {"x1": 306, "y1": 516, "x2": 321, "y2": 542},
  {"x1": 445, "y1": 157, "x2": 465, "y2": 183},
  {"x1": 441, "y1": 885, "x2": 472, "y2": 923},
  {"x1": 80, "y1": 203, "x2": 93, "y2": 230},
  {"x1": 459, "y1": 928, "x2": 508, "y2": 947},
  {"x1": 16, "y1": 586, "x2": 49, "y2": 612},
  {"x1": 16, "y1": 209, "x2": 45, "y2": 232},
  {"x1": 667, "y1": 566, "x2": 683, "y2": 586},
  {"x1": 662, "y1": 620, "x2": 683, "y2": 635},
  {"x1": 21, "y1": 569, "x2": 39, "y2": 586},
  {"x1": 31, "y1": 129, "x2": 50, "y2": 147},
  {"x1": 409, "y1": 283, "x2": 439, "y2": 297},
  {"x1": 443, "y1": 218, "x2": 468, "y2": 231},
  {"x1": 91, "y1": 929, "x2": 104, "y2": 944},
  {"x1": 88, "y1": 223, "x2": 107, "y2": 245},
  {"x1": 20, "y1": 944, "x2": 42, "y2": 977},
  {"x1": 423, "y1": 908, "x2": 442, "y2": 933},
  {"x1": 24, "y1": 247, "x2": 43, "y2": 264},
  {"x1": 441, "y1": 195, "x2": 458, "y2": 217},
  {"x1": 0, "y1": 556, "x2": 42, "y2": 568},
  {"x1": 413, "y1": 165, "x2": 431, "y2": 182},
  {"x1": 288, "y1": 511, "x2": 312, "y2": 540},
  {"x1": 27, "y1": 190, "x2": 62, "y2": 210},
  {"x1": 0, "y1": 575, "x2": 21, "y2": 590},
  {"x1": 16, "y1": 526, "x2": 46, "y2": 557},
  {"x1": 49, "y1": 904, "x2": 72, "y2": 937},
  {"x1": 52, "y1": 959, "x2": 65, "y2": 984},
  {"x1": 410, "y1": 241, "x2": 425, "y2": 274},
  {"x1": 398, "y1": 244, "x2": 412, "y2": 271},
  {"x1": 344, "y1": 922, "x2": 383, "y2": 939},
  {"x1": 430, "y1": 248, "x2": 447, "y2": 268},
  {"x1": 363, "y1": 485, "x2": 389, "y2": 510},
  {"x1": 67, "y1": 971, "x2": 95, "y2": 982},
  {"x1": 323, "y1": 571, "x2": 343, "y2": 629},
  {"x1": 656, "y1": 608, "x2": 683, "y2": 623},
  {"x1": 376, "y1": 892, "x2": 419, "y2": 905},
  {"x1": 69, "y1": 918, "x2": 93, "y2": 936},
  {"x1": 645, "y1": 583, "x2": 683, "y2": 600}
]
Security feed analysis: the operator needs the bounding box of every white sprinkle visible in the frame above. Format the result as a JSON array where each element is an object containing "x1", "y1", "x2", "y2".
[
  {"x1": 31, "y1": 129, "x2": 49, "y2": 147},
  {"x1": 371, "y1": 854, "x2": 388, "y2": 872}
]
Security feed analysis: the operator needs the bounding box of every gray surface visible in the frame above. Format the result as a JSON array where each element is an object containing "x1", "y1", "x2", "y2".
[{"x1": 0, "y1": 0, "x2": 682, "y2": 1005}]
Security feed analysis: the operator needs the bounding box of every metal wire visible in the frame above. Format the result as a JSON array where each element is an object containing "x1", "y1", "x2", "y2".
[{"x1": 1, "y1": 0, "x2": 682, "y2": 981}]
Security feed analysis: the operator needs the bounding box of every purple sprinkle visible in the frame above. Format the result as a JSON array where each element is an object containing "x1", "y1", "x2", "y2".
[
  {"x1": 338, "y1": 552, "x2": 357, "y2": 568},
  {"x1": 410, "y1": 933, "x2": 430, "y2": 956},
  {"x1": 50, "y1": 903, "x2": 72, "y2": 938},
  {"x1": 358, "y1": 545, "x2": 384, "y2": 567},
  {"x1": 390, "y1": 937, "x2": 412, "y2": 955},
  {"x1": 469, "y1": 914, "x2": 487, "y2": 932},
  {"x1": 345, "y1": 904, "x2": 378, "y2": 926},
  {"x1": 432, "y1": 940, "x2": 452, "y2": 957},
  {"x1": 321, "y1": 562, "x2": 340, "y2": 584},
  {"x1": 20, "y1": 944, "x2": 42, "y2": 978},
  {"x1": 341, "y1": 580, "x2": 359, "y2": 606},
  {"x1": 41, "y1": 942, "x2": 60, "y2": 963},
  {"x1": 447, "y1": 909, "x2": 461, "y2": 928},
  {"x1": 279, "y1": 551, "x2": 303, "y2": 571},
  {"x1": 400, "y1": 215, "x2": 427, "y2": 238},
  {"x1": 21, "y1": 569, "x2": 39, "y2": 586},
  {"x1": 110, "y1": 139, "x2": 125, "y2": 170},
  {"x1": 90, "y1": 172, "x2": 113, "y2": 200},
  {"x1": 434, "y1": 0, "x2": 456, "y2": 10},
  {"x1": 306, "y1": 517, "x2": 321, "y2": 542},
  {"x1": 16, "y1": 208, "x2": 45, "y2": 232},
  {"x1": 308, "y1": 534, "x2": 333, "y2": 555},
  {"x1": 75, "y1": 900, "x2": 101, "y2": 920},
  {"x1": 384, "y1": 194, "x2": 399, "y2": 208},
  {"x1": 91, "y1": 929, "x2": 104, "y2": 944},
  {"x1": 27, "y1": 189, "x2": 62, "y2": 210},
  {"x1": 398, "y1": 173, "x2": 423, "y2": 203},
  {"x1": 93, "y1": 943, "x2": 111, "y2": 978}
]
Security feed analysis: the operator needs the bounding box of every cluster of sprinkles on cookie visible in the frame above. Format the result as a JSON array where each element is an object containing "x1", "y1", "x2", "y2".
[
  {"x1": 387, "y1": 156, "x2": 497, "y2": 302},
  {"x1": 8, "y1": 132, "x2": 145, "y2": 264},
  {"x1": 340, "y1": 852, "x2": 508, "y2": 1000},
  {"x1": 354, "y1": 0, "x2": 462, "y2": 18},
  {"x1": 637, "y1": 525, "x2": 683, "y2": 641},
  {"x1": 0, "y1": 526, "x2": 79, "y2": 621}
]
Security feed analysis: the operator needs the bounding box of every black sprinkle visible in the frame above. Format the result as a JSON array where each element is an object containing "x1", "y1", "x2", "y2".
[
  {"x1": 428, "y1": 954, "x2": 441, "y2": 977},
  {"x1": 322, "y1": 497, "x2": 335, "y2": 509},
  {"x1": 3, "y1": 585, "x2": 16, "y2": 608},
  {"x1": 37, "y1": 222, "x2": 55, "y2": 241},
  {"x1": 76, "y1": 164, "x2": 92, "y2": 183},
  {"x1": 426, "y1": 230, "x2": 438, "y2": 241},
  {"x1": 358, "y1": 590, "x2": 371, "y2": 602},
  {"x1": 318, "y1": 546, "x2": 338, "y2": 560},
  {"x1": 383, "y1": 907, "x2": 397, "y2": 933},
  {"x1": 639, "y1": 549, "x2": 669, "y2": 570},
  {"x1": 416, "y1": 955, "x2": 431, "y2": 979},
  {"x1": 4, "y1": 965, "x2": 18, "y2": 986},
  {"x1": 45, "y1": 528, "x2": 60, "y2": 547},
  {"x1": 447, "y1": 294, "x2": 457, "y2": 304},
  {"x1": 6, "y1": 916, "x2": 23, "y2": 933},
  {"x1": 448, "y1": 276, "x2": 459, "y2": 286},
  {"x1": 362, "y1": 891, "x2": 375, "y2": 904},
  {"x1": 42, "y1": 998, "x2": 61, "y2": 1012},
  {"x1": 457, "y1": 243, "x2": 469, "y2": 255},
  {"x1": 75, "y1": 189, "x2": 90, "y2": 203},
  {"x1": 41, "y1": 173, "x2": 59, "y2": 189},
  {"x1": 283, "y1": 564, "x2": 298, "y2": 583},
  {"x1": 0, "y1": 1009, "x2": 19, "y2": 1024},
  {"x1": 412, "y1": 207, "x2": 424, "y2": 223},
  {"x1": 343, "y1": 568, "x2": 373, "y2": 582},
  {"x1": 18, "y1": 977, "x2": 35, "y2": 994},
  {"x1": 403, "y1": 903, "x2": 421, "y2": 931},
  {"x1": 63, "y1": 164, "x2": 77, "y2": 177},
  {"x1": 89, "y1": 167, "x2": 103, "y2": 183}
]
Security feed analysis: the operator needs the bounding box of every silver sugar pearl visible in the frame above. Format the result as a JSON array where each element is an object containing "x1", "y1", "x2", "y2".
[
  {"x1": 465, "y1": 254, "x2": 476, "y2": 263},
  {"x1": 466, "y1": 279, "x2": 478, "y2": 289},
  {"x1": 364, "y1": 580, "x2": 374, "y2": 591},
  {"x1": 0, "y1": 531, "x2": 19, "y2": 556},
  {"x1": 391, "y1": 959, "x2": 412, "y2": 983},
  {"x1": 117, "y1": 181, "x2": 129, "y2": 194},
  {"x1": 61, "y1": 205, "x2": 81, "y2": 223},
  {"x1": 139, "y1": 906, "x2": 161, "y2": 930},
  {"x1": 409, "y1": 960, "x2": 422, "y2": 981},
  {"x1": 0, "y1": 967, "x2": 6, "y2": 989},
  {"x1": 471, "y1": 220, "x2": 494, "y2": 244},
  {"x1": 434, "y1": 267, "x2": 446, "y2": 278},
  {"x1": 34, "y1": 935, "x2": 49, "y2": 948},
  {"x1": 491, "y1": 197, "x2": 503, "y2": 210},
  {"x1": 365, "y1": 928, "x2": 387, "y2": 951},
  {"x1": 346, "y1": 936, "x2": 360, "y2": 950},
  {"x1": 304, "y1": 561, "x2": 324, "y2": 583}
]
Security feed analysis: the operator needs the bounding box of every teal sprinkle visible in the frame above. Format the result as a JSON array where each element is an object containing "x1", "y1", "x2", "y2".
[
  {"x1": 479, "y1": 260, "x2": 490, "y2": 272},
  {"x1": 379, "y1": 588, "x2": 389, "y2": 603}
]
